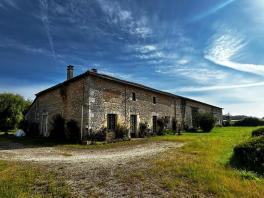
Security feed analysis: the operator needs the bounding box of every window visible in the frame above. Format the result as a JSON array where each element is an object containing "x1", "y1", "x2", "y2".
[
  {"x1": 153, "y1": 96, "x2": 156, "y2": 104},
  {"x1": 107, "y1": 114, "x2": 117, "y2": 131},
  {"x1": 132, "y1": 92, "x2": 136, "y2": 101}
]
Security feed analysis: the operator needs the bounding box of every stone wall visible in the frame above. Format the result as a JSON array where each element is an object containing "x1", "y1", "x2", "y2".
[
  {"x1": 26, "y1": 73, "x2": 222, "y2": 138},
  {"x1": 26, "y1": 78, "x2": 86, "y2": 136}
]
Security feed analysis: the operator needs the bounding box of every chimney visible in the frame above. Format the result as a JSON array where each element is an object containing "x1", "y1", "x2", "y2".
[
  {"x1": 91, "y1": 68, "x2": 97, "y2": 73},
  {"x1": 67, "y1": 65, "x2": 74, "y2": 80}
]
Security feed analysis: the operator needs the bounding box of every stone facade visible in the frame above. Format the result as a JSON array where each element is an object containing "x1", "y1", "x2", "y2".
[{"x1": 26, "y1": 66, "x2": 223, "y2": 139}]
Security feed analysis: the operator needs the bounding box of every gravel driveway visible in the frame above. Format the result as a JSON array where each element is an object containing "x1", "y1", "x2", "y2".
[{"x1": 0, "y1": 141, "x2": 184, "y2": 197}]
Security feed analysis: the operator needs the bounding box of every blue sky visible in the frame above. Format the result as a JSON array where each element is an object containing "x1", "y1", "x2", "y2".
[{"x1": 1, "y1": 0, "x2": 264, "y2": 117}]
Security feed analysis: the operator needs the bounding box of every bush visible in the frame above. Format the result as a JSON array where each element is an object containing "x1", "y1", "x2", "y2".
[
  {"x1": 115, "y1": 124, "x2": 129, "y2": 139},
  {"x1": 66, "y1": 119, "x2": 80, "y2": 142},
  {"x1": 49, "y1": 114, "x2": 66, "y2": 140},
  {"x1": 252, "y1": 128, "x2": 264, "y2": 137},
  {"x1": 19, "y1": 120, "x2": 39, "y2": 137},
  {"x1": 139, "y1": 122, "x2": 149, "y2": 137},
  {"x1": 231, "y1": 136, "x2": 264, "y2": 175},
  {"x1": 234, "y1": 117, "x2": 264, "y2": 126},
  {"x1": 95, "y1": 128, "x2": 107, "y2": 141},
  {"x1": 198, "y1": 113, "x2": 215, "y2": 132},
  {"x1": 157, "y1": 117, "x2": 169, "y2": 136},
  {"x1": 186, "y1": 127, "x2": 198, "y2": 132}
]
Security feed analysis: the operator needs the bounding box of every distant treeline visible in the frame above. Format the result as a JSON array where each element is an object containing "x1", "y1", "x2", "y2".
[
  {"x1": 223, "y1": 114, "x2": 249, "y2": 121},
  {"x1": 223, "y1": 116, "x2": 264, "y2": 127}
]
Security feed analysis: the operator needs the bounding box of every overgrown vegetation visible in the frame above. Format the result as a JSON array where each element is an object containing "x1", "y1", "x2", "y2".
[
  {"x1": 50, "y1": 114, "x2": 66, "y2": 140},
  {"x1": 231, "y1": 136, "x2": 264, "y2": 175},
  {"x1": 66, "y1": 119, "x2": 80, "y2": 143},
  {"x1": 157, "y1": 117, "x2": 170, "y2": 135},
  {"x1": 19, "y1": 120, "x2": 39, "y2": 137},
  {"x1": 114, "y1": 124, "x2": 128, "y2": 139},
  {"x1": 252, "y1": 128, "x2": 264, "y2": 137},
  {"x1": 49, "y1": 114, "x2": 80, "y2": 142},
  {"x1": 0, "y1": 93, "x2": 31, "y2": 132},
  {"x1": 139, "y1": 122, "x2": 149, "y2": 137}
]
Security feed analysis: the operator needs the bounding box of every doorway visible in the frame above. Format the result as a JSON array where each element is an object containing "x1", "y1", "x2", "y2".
[
  {"x1": 152, "y1": 116, "x2": 157, "y2": 133},
  {"x1": 130, "y1": 115, "x2": 137, "y2": 137}
]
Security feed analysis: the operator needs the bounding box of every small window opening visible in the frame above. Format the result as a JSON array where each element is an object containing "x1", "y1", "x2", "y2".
[
  {"x1": 132, "y1": 92, "x2": 136, "y2": 101},
  {"x1": 153, "y1": 96, "x2": 156, "y2": 104}
]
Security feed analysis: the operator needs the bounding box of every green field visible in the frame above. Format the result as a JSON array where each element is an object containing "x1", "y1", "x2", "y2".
[
  {"x1": 141, "y1": 127, "x2": 264, "y2": 197},
  {"x1": 0, "y1": 127, "x2": 263, "y2": 197}
]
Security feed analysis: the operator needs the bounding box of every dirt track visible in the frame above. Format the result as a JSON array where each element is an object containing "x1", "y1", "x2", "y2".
[{"x1": 0, "y1": 141, "x2": 184, "y2": 197}]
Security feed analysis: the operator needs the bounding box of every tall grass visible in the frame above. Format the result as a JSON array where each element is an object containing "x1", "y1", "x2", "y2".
[{"x1": 124, "y1": 127, "x2": 264, "y2": 197}]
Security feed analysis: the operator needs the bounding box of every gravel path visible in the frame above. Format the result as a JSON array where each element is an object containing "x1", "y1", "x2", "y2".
[
  {"x1": 0, "y1": 141, "x2": 184, "y2": 197},
  {"x1": 0, "y1": 141, "x2": 183, "y2": 164}
]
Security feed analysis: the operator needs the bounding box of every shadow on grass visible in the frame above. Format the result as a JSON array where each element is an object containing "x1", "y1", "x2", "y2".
[
  {"x1": 229, "y1": 152, "x2": 264, "y2": 178},
  {"x1": 0, "y1": 133, "x2": 78, "y2": 150}
]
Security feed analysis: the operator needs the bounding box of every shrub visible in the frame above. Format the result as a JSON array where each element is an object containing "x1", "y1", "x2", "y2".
[
  {"x1": 66, "y1": 119, "x2": 80, "y2": 142},
  {"x1": 49, "y1": 114, "x2": 66, "y2": 140},
  {"x1": 234, "y1": 117, "x2": 264, "y2": 126},
  {"x1": 95, "y1": 127, "x2": 107, "y2": 141},
  {"x1": 252, "y1": 128, "x2": 264, "y2": 137},
  {"x1": 115, "y1": 124, "x2": 129, "y2": 139},
  {"x1": 186, "y1": 127, "x2": 198, "y2": 132},
  {"x1": 157, "y1": 117, "x2": 169, "y2": 136},
  {"x1": 198, "y1": 113, "x2": 215, "y2": 132},
  {"x1": 139, "y1": 122, "x2": 149, "y2": 137},
  {"x1": 19, "y1": 120, "x2": 39, "y2": 137},
  {"x1": 231, "y1": 136, "x2": 264, "y2": 175}
]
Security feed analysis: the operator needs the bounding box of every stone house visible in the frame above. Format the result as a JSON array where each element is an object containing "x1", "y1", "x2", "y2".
[{"x1": 26, "y1": 65, "x2": 222, "y2": 139}]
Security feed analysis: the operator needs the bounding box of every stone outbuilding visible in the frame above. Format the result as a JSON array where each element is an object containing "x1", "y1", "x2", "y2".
[{"x1": 26, "y1": 65, "x2": 222, "y2": 139}]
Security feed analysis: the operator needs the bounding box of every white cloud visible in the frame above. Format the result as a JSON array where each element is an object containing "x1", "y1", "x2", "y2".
[
  {"x1": 175, "y1": 81, "x2": 264, "y2": 92},
  {"x1": 96, "y1": 0, "x2": 152, "y2": 38},
  {"x1": 205, "y1": 28, "x2": 264, "y2": 76},
  {"x1": 177, "y1": 59, "x2": 189, "y2": 65},
  {"x1": 156, "y1": 64, "x2": 228, "y2": 83}
]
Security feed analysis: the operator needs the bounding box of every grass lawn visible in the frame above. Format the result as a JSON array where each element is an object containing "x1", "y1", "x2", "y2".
[
  {"x1": 123, "y1": 127, "x2": 264, "y2": 197},
  {"x1": 0, "y1": 127, "x2": 263, "y2": 197},
  {"x1": 0, "y1": 161, "x2": 70, "y2": 198}
]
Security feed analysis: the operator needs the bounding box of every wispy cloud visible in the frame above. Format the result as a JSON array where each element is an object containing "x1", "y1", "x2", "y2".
[
  {"x1": 191, "y1": 0, "x2": 235, "y2": 22},
  {"x1": 174, "y1": 81, "x2": 264, "y2": 92},
  {"x1": 96, "y1": 0, "x2": 152, "y2": 38},
  {"x1": 39, "y1": 0, "x2": 56, "y2": 60},
  {"x1": 205, "y1": 27, "x2": 264, "y2": 76},
  {"x1": 0, "y1": 37, "x2": 49, "y2": 55},
  {"x1": 156, "y1": 64, "x2": 228, "y2": 83},
  {"x1": 0, "y1": 0, "x2": 20, "y2": 10}
]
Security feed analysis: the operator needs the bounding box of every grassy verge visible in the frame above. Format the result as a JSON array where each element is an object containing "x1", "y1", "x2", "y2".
[
  {"x1": 0, "y1": 161, "x2": 70, "y2": 198},
  {"x1": 121, "y1": 127, "x2": 264, "y2": 197}
]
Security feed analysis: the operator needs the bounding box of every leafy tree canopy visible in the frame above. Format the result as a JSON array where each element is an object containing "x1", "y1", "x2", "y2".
[{"x1": 0, "y1": 93, "x2": 31, "y2": 131}]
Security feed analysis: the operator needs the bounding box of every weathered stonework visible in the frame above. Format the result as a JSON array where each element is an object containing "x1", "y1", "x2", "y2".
[{"x1": 26, "y1": 67, "x2": 223, "y2": 139}]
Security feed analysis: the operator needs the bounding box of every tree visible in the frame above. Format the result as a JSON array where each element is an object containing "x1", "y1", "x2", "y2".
[{"x1": 0, "y1": 93, "x2": 32, "y2": 132}]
